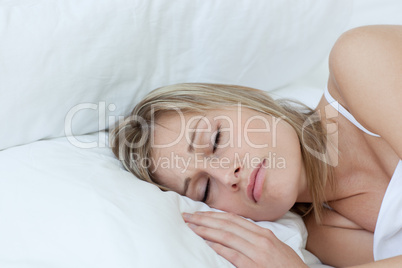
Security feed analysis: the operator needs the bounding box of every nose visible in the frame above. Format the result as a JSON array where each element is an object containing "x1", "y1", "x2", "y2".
[{"x1": 209, "y1": 164, "x2": 242, "y2": 191}]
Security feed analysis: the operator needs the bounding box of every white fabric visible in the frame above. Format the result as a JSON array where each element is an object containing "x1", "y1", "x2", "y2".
[
  {"x1": 0, "y1": 133, "x2": 323, "y2": 268},
  {"x1": 0, "y1": 0, "x2": 352, "y2": 150},
  {"x1": 324, "y1": 86, "x2": 380, "y2": 137},
  {"x1": 2, "y1": 1, "x2": 402, "y2": 267},
  {"x1": 373, "y1": 160, "x2": 402, "y2": 261},
  {"x1": 346, "y1": 0, "x2": 402, "y2": 31}
]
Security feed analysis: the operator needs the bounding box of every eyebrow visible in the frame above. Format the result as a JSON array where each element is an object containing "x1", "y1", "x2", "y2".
[
  {"x1": 183, "y1": 177, "x2": 191, "y2": 196},
  {"x1": 188, "y1": 117, "x2": 202, "y2": 153}
]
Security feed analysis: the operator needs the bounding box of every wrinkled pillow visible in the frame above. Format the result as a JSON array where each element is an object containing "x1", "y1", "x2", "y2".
[{"x1": 0, "y1": 0, "x2": 352, "y2": 150}]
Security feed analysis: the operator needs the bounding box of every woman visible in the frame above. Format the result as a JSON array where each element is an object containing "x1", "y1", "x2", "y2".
[{"x1": 110, "y1": 25, "x2": 402, "y2": 267}]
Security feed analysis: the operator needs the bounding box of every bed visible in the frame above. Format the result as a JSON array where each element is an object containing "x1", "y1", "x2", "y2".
[{"x1": 1, "y1": 1, "x2": 402, "y2": 267}]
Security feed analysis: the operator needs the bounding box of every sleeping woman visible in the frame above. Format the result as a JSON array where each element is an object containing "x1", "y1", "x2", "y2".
[{"x1": 110, "y1": 25, "x2": 402, "y2": 267}]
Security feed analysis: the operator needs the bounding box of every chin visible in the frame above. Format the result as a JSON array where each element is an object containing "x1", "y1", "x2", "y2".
[{"x1": 250, "y1": 209, "x2": 288, "y2": 222}]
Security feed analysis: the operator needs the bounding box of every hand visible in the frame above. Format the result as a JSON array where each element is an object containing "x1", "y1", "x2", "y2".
[{"x1": 182, "y1": 211, "x2": 308, "y2": 268}]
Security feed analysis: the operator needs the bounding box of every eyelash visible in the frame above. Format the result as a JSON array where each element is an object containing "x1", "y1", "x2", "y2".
[
  {"x1": 213, "y1": 126, "x2": 221, "y2": 153},
  {"x1": 202, "y1": 178, "x2": 210, "y2": 202},
  {"x1": 201, "y1": 126, "x2": 220, "y2": 203}
]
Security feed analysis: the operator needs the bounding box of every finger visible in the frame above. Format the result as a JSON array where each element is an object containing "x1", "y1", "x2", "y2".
[
  {"x1": 184, "y1": 212, "x2": 279, "y2": 261},
  {"x1": 206, "y1": 240, "x2": 255, "y2": 268},
  {"x1": 183, "y1": 212, "x2": 275, "y2": 244},
  {"x1": 184, "y1": 212, "x2": 260, "y2": 243},
  {"x1": 191, "y1": 211, "x2": 264, "y2": 233},
  {"x1": 187, "y1": 222, "x2": 256, "y2": 258}
]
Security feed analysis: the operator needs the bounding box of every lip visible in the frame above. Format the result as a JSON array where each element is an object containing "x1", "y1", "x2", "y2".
[{"x1": 247, "y1": 159, "x2": 266, "y2": 203}]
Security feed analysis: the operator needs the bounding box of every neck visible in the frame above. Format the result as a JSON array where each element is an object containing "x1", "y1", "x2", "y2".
[{"x1": 296, "y1": 163, "x2": 313, "y2": 203}]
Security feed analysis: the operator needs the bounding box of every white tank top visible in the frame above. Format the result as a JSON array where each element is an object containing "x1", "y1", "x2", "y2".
[{"x1": 324, "y1": 87, "x2": 402, "y2": 261}]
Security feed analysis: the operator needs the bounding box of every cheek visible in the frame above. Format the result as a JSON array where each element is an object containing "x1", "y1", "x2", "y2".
[
  {"x1": 150, "y1": 160, "x2": 185, "y2": 192},
  {"x1": 263, "y1": 172, "x2": 299, "y2": 211}
]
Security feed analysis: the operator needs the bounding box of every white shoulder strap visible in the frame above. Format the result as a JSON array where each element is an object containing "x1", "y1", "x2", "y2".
[{"x1": 324, "y1": 87, "x2": 380, "y2": 137}]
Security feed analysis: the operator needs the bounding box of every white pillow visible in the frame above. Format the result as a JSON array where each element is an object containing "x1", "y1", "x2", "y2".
[
  {"x1": 0, "y1": 0, "x2": 352, "y2": 150},
  {"x1": 0, "y1": 133, "x2": 324, "y2": 267}
]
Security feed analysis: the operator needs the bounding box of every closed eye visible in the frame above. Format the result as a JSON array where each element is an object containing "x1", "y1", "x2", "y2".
[
  {"x1": 213, "y1": 125, "x2": 221, "y2": 153},
  {"x1": 202, "y1": 178, "x2": 210, "y2": 202}
]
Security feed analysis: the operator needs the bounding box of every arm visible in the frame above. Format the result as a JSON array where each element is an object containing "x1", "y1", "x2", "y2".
[
  {"x1": 306, "y1": 211, "x2": 402, "y2": 268},
  {"x1": 305, "y1": 209, "x2": 402, "y2": 267},
  {"x1": 328, "y1": 25, "x2": 402, "y2": 159},
  {"x1": 304, "y1": 210, "x2": 374, "y2": 267},
  {"x1": 320, "y1": 25, "x2": 402, "y2": 267}
]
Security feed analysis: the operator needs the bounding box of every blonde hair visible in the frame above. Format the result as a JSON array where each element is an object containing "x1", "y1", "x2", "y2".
[{"x1": 110, "y1": 83, "x2": 333, "y2": 222}]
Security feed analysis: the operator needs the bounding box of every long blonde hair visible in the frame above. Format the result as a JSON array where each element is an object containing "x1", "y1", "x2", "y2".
[{"x1": 110, "y1": 83, "x2": 333, "y2": 222}]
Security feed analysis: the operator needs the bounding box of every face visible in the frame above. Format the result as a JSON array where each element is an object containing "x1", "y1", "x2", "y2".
[{"x1": 150, "y1": 107, "x2": 307, "y2": 221}]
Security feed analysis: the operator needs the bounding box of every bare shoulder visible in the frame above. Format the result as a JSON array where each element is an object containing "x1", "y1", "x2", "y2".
[
  {"x1": 329, "y1": 25, "x2": 402, "y2": 80},
  {"x1": 304, "y1": 210, "x2": 374, "y2": 267},
  {"x1": 328, "y1": 25, "x2": 402, "y2": 159}
]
